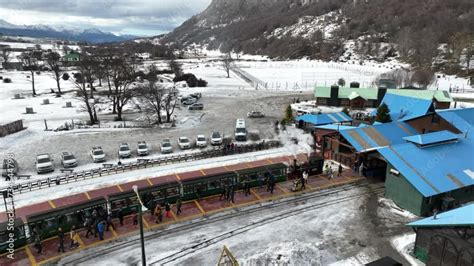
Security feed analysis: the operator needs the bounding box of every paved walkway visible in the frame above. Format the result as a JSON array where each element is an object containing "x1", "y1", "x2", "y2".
[{"x1": 0, "y1": 170, "x2": 364, "y2": 266}]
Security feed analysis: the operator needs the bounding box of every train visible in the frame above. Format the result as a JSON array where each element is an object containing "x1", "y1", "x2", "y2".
[{"x1": 0, "y1": 155, "x2": 324, "y2": 253}]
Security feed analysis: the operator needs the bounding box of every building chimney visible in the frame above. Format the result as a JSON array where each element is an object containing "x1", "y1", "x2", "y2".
[
  {"x1": 330, "y1": 85, "x2": 339, "y2": 106},
  {"x1": 377, "y1": 87, "x2": 387, "y2": 106}
]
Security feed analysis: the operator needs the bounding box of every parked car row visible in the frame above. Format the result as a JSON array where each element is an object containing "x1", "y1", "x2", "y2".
[
  {"x1": 181, "y1": 93, "x2": 204, "y2": 110},
  {"x1": 33, "y1": 132, "x2": 225, "y2": 174}
]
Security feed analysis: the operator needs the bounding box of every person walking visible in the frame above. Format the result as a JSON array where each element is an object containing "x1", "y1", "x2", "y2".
[
  {"x1": 97, "y1": 220, "x2": 105, "y2": 241},
  {"x1": 176, "y1": 198, "x2": 182, "y2": 216},
  {"x1": 258, "y1": 174, "x2": 264, "y2": 189},
  {"x1": 70, "y1": 226, "x2": 78, "y2": 249},
  {"x1": 34, "y1": 231, "x2": 42, "y2": 254},
  {"x1": 85, "y1": 217, "x2": 93, "y2": 238},
  {"x1": 155, "y1": 204, "x2": 163, "y2": 223},
  {"x1": 220, "y1": 185, "x2": 227, "y2": 201},
  {"x1": 302, "y1": 171, "x2": 308, "y2": 184},
  {"x1": 118, "y1": 208, "x2": 124, "y2": 226},
  {"x1": 269, "y1": 175, "x2": 275, "y2": 194},
  {"x1": 165, "y1": 202, "x2": 171, "y2": 218},
  {"x1": 338, "y1": 164, "x2": 343, "y2": 177},
  {"x1": 230, "y1": 185, "x2": 235, "y2": 203},
  {"x1": 300, "y1": 175, "x2": 306, "y2": 190},
  {"x1": 106, "y1": 214, "x2": 116, "y2": 231},
  {"x1": 132, "y1": 211, "x2": 138, "y2": 226},
  {"x1": 358, "y1": 162, "x2": 364, "y2": 176},
  {"x1": 57, "y1": 227, "x2": 65, "y2": 253},
  {"x1": 242, "y1": 179, "x2": 249, "y2": 197}
]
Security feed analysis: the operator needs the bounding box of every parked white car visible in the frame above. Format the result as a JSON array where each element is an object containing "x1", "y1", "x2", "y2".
[
  {"x1": 137, "y1": 141, "x2": 149, "y2": 156},
  {"x1": 91, "y1": 147, "x2": 106, "y2": 163},
  {"x1": 196, "y1": 135, "x2": 207, "y2": 148},
  {"x1": 210, "y1": 131, "x2": 223, "y2": 145},
  {"x1": 178, "y1": 137, "x2": 192, "y2": 150},
  {"x1": 60, "y1": 152, "x2": 77, "y2": 168},
  {"x1": 160, "y1": 139, "x2": 173, "y2": 154},
  {"x1": 118, "y1": 143, "x2": 131, "y2": 158},
  {"x1": 36, "y1": 154, "x2": 54, "y2": 174}
]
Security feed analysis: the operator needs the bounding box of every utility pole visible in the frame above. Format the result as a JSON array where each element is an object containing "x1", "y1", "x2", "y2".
[{"x1": 133, "y1": 185, "x2": 147, "y2": 266}]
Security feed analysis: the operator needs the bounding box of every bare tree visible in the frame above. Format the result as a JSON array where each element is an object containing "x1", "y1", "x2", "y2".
[
  {"x1": 221, "y1": 52, "x2": 233, "y2": 78},
  {"x1": 137, "y1": 81, "x2": 166, "y2": 124},
  {"x1": 163, "y1": 86, "x2": 178, "y2": 123},
  {"x1": 1, "y1": 48, "x2": 11, "y2": 66},
  {"x1": 169, "y1": 59, "x2": 182, "y2": 77},
  {"x1": 45, "y1": 51, "x2": 64, "y2": 94},
  {"x1": 108, "y1": 58, "x2": 137, "y2": 121},
  {"x1": 18, "y1": 51, "x2": 42, "y2": 96},
  {"x1": 410, "y1": 68, "x2": 436, "y2": 89},
  {"x1": 71, "y1": 66, "x2": 97, "y2": 124}
]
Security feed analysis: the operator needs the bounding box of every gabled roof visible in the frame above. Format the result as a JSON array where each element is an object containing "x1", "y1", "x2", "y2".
[
  {"x1": 314, "y1": 124, "x2": 356, "y2": 131},
  {"x1": 408, "y1": 203, "x2": 474, "y2": 227},
  {"x1": 378, "y1": 136, "x2": 474, "y2": 197},
  {"x1": 372, "y1": 93, "x2": 434, "y2": 121},
  {"x1": 389, "y1": 89, "x2": 452, "y2": 103},
  {"x1": 403, "y1": 130, "x2": 458, "y2": 146},
  {"x1": 340, "y1": 122, "x2": 418, "y2": 152},
  {"x1": 295, "y1": 112, "x2": 352, "y2": 126},
  {"x1": 437, "y1": 108, "x2": 474, "y2": 133},
  {"x1": 313, "y1": 87, "x2": 453, "y2": 103},
  {"x1": 314, "y1": 87, "x2": 378, "y2": 100}
]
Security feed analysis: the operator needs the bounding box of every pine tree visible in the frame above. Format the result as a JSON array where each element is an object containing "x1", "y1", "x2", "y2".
[
  {"x1": 375, "y1": 103, "x2": 392, "y2": 123},
  {"x1": 285, "y1": 105, "x2": 293, "y2": 122}
]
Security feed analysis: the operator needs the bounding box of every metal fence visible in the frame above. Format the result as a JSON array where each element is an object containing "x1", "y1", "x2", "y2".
[{"x1": 2, "y1": 141, "x2": 281, "y2": 195}]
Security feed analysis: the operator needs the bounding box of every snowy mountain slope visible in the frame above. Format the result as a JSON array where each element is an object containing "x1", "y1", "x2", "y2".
[{"x1": 0, "y1": 19, "x2": 138, "y2": 43}]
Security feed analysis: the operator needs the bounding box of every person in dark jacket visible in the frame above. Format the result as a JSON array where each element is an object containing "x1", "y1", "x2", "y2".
[
  {"x1": 338, "y1": 164, "x2": 343, "y2": 177},
  {"x1": 155, "y1": 204, "x2": 163, "y2": 223},
  {"x1": 118, "y1": 208, "x2": 124, "y2": 226},
  {"x1": 106, "y1": 214, "x2": 116, "y2": 231},
  {"x1": 85, "y1": 217, "x2": 93, "y2": 238},
  {"x1": 230, "y1": 185, "x2": 235, "y2": 203},
  {"x1": 34, "y1": 231, "x2": 42, "y2": 254},
  {"x1": 132, "y1": 211, "x2": 138, "y2": 226},
  {"x1": 220, "y1": 185, "x2": 227, "y2": 201},
  {"x1": 57, "y1": 227, "x2": 65, "y2": 253},
  {"x1": 97, "y1": 220, "x2": 105, "y2": 240},
  {"x1": 176, "y1": 198, "x2": 183, "y2": 215}
]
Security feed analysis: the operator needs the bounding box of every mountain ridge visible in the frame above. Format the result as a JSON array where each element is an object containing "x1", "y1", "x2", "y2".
[{"x1": 0, "y1": 19, "x2": 139, "y2": 44}]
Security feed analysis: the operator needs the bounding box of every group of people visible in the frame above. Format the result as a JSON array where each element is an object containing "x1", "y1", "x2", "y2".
[
  {"x1": 83, "y1": 208, "x2": 112, "y2": 241},
  {"x1": 144, "y1": 198, "x2": 183, "y2": 224},
  {"x1": 220, "y1": 184, "x2": 236, "y2": 203},
  {"x1": 324, "y1": 163, "x2": 344, "y2": 180}
]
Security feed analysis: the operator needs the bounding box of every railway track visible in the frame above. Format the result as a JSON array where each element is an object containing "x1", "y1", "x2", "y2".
[{"x1": 61, "y1": 180, "x2": 384, "y2": 265}]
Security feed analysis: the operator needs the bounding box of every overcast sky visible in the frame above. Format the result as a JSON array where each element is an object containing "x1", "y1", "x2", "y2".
[{"x1": 0, "y1": 0, "x2": 212, "y2": 36}]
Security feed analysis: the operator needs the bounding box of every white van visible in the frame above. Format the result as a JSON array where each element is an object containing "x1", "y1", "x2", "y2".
[{"x1": 235, "y1": 118, "x2": 247, "y2": 141}]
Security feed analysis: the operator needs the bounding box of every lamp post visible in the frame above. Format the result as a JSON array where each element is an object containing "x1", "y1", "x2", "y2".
[{"x1": 133, "y1": 185, "x2": 147, "y2": 266}]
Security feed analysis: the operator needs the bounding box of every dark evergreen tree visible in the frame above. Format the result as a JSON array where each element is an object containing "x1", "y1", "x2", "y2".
[{"x1": 375, "y1": 103, "x2": 392, "y2": 123}]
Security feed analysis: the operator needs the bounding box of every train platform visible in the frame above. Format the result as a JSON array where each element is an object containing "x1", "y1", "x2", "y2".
[{"x1": 0, "y1": 169, "x2": 364, "y2": 266}]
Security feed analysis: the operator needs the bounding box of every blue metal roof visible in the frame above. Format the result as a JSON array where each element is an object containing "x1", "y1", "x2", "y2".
[
  {"x1": 438, "y1": 108, "x2": 474, "y2": 133},
  {"x1": 408, "y1": 203, "x2": 474, "y2": 227},
  {"x1": 340, "y1": 121, "x2": 418, "y2": 152},
  {"x1": 378, "y1": 136, "x2": 474, "y2": 197},
  {"x1": 314, "y1": 124, "x2": 356, "y2": 131},
  {"x1": 371, "y1": 93, "x2": 434, "y2": 121},
  {"x1": 403, "y1": 130, "x2": 459, "y2": 146},
  {"x1": 295, "y1": 112, "x2": 352, "y2": 126}
]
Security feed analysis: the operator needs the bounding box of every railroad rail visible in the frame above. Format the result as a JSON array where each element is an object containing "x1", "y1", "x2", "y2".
[
  {"x1": 2, "y1": 141, "x2": 281, "y2": 195},
  {"x1": 60, "y1": 180, "x2": 384, "y2": 265}
]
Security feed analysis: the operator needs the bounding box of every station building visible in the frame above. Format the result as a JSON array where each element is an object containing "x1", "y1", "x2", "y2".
[
  {"x1": 408, "y1": 203, "x2": 474, "y2": 265},
  {"x1": 313, "y1": 104, "x2": 474, "y2": 216},
  {"x1": 314, "y1": 86, "x2": 453, "y2": 109}
]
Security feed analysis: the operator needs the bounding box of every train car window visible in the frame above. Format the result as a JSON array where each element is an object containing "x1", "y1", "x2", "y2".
[
  {"x1": 166, "y1": 187, "x2": 179, "y2": 198},
  {"x1": 0, "y1": 232, "x2": 8, "y2": 243},
  {"x1": 45, "y1": 218, "x2": 57, "y2": 229},
  {"x1": 184, "y1": 184, "x2": 194, "y2": 195},
  {"x1": 66, "y1": 214, "x2": 74, "y2": 223}
]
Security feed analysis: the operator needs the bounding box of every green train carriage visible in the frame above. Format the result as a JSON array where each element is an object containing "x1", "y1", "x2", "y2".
[{"x1": 0, "y1": 218, "x2": 27, "y2": 254}]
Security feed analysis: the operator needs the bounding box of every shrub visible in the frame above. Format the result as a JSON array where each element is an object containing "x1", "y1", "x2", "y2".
[
  {"x1": 3, "y1": 78, "x2": 12, "y2": 83},
  {"x1": 197, "y1": 78, "x2": 208, "y2": 87}
]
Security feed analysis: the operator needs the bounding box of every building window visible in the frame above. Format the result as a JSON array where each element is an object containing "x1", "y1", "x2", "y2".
[{"x1": 317, "y1": 98, "x2": 328, "y2": 105}]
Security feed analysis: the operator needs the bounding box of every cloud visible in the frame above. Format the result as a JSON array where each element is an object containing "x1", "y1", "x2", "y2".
[{"x1": 0, "y1": 0, "x2": 211, "y2": 36}]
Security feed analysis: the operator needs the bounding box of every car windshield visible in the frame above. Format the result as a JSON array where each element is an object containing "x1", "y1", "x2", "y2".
[
  {"x1": 236, "y1": 128, "x2": 246, "y2": 133},
  {"x1": 37, "y1": 158, "x2": 50, "y2": 163},
  {"x1": 63, "y1": 155, "x2": 75, "y2": 160},
  {"x1": 180, "y1": 138, "x2": 189, "y2": 143},
  {"x1": 120, "y1": 146, "x2": 129, "y2": 151},
  {"x1": 138, "y1": 144, "x2": 147, "y2": 149},
  {"x1": 162, "y1": 142, "x2": 171, "y2": 147},
  {"x1": 197, "y1": 137, "x2": 205, "y2": 141},
  {"x1": 212, "y1": 132, "x2": 220, "y2": 138},
  {"x1": 93, "y1": 150, "x2": 104, "y2": 155}
]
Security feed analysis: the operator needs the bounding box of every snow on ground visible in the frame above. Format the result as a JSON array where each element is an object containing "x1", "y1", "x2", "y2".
[
  {"x1": 59, "y1": 184, "x2": 414, "y2": 265},
  {"x1": 8, "y1": 131, "x2": 309, "y2": 208},
  {"x1": 391, "y1": 234, "x2": 424, "y2": 266},
  {"x1": 377, "y1": 198, "x2": 419, "y2": 220}
]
